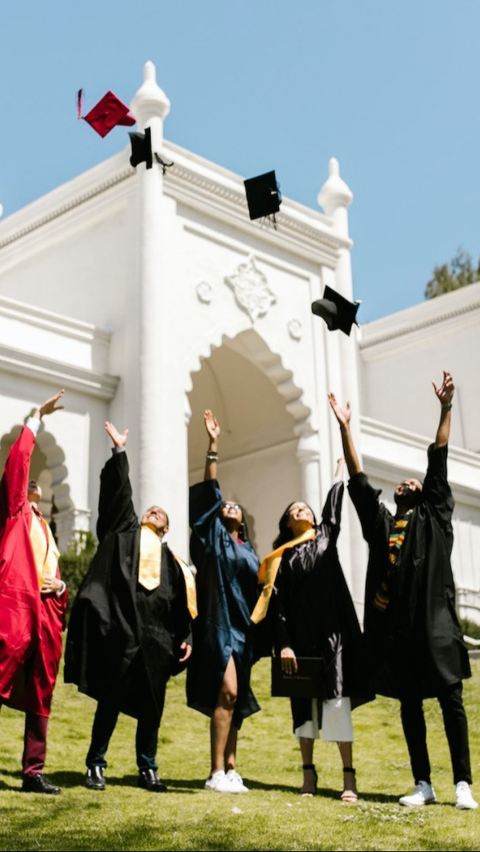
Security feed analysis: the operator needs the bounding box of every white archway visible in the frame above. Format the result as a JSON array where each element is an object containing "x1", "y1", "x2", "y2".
[
  {"x1": 0, "y1": 423, "x2": 76, "y2": 551},
  {"x1": 187, "y1": 328, "x2": 318, "y2": 558}
]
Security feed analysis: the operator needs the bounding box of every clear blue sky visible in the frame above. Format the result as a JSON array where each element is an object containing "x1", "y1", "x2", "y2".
[{"x1": 1, "y1": 0, "x2": 479, "y2": 322}]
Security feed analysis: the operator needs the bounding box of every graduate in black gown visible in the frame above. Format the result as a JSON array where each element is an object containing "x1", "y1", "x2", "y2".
[
  {"x1": 65, "y1": 421, "x2": 196, "y2": 792},
  {"x1": 253, "y1": 458, "x2": 368, "y2": 802},
  {"x1": 329, "y1": 372, "x2": 477, "y2": 810},
  {"x1": 188, "y1": 410, "x2": 260, "y2": 794}
]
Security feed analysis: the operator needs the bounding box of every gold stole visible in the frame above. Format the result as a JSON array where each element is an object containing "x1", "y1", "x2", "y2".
[
  {"x1": 173, "y1": 554, "x2": 198, "y2": 620},
  {"x1": 138, "y1": 525, "x2": 162, "y2": 590},
  {"x1": 29, "y1": 510, "x2": 60, "y2": 589},
  {"x1": 250, "y1": 528, "x2": 316, "y2": 624}
]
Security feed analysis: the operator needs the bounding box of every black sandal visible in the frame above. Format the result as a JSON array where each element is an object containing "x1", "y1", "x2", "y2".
[
  {"x1": 300, "y1": 763, "x2": 318, "y2": 797},
  {"x1": 341, "y1": 767, "x2": 358, "y2": 803}
]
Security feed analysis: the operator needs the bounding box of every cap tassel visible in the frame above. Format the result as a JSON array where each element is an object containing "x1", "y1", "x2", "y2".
[
  {"x1": 77, "y1": 88, "x2": 84, "y2": 120},
  {"x1": 154, "y1": 153, "x2": 174, "y2": 175}
]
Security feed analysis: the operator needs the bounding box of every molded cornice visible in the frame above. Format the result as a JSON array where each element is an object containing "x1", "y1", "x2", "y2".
[
  {"x1": 0, "y1": 344, "x2": 119, "y2": 400},
  {"x1": 0, "y1": 142, "x2": 350, "y2": 268}
]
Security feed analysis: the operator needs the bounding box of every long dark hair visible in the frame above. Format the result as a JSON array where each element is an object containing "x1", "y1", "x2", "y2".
[
  {"x1": 218, "y1": 502, "x2": 252, "y2": 544},
  {"x1": 272, "y1": 501, "x2": 317, "y2": 550}
]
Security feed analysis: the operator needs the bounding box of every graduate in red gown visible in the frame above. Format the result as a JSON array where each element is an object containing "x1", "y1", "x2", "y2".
[{"x1": 0, "y1": 390, "x2": 67, "y2": 794}]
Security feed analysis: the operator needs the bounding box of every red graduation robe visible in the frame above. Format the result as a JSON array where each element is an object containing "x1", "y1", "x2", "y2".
[{"x1": 0, "y1": 425, "x2": 66, "y2": 716}]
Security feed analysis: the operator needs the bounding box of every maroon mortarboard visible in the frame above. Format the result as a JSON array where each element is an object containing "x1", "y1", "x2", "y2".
[
  {"x1": 79, "y1": 90, "x2": 136, "y2": 138},
  {"x1": 311, "y1": 285, "x2": 360, "y2": 336}
]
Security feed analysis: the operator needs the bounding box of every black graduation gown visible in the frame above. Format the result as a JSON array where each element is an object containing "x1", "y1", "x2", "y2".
[
  {"x1": 187, "y1": 479, "x2": 260, "y2": 729},
  {"x1": 64, "y1": 451, "x2": 191, "y2": 719},
  {"x1": 348, "y1": 443, "x2": 471, "y2": 699},
  {"x1": 272, "y1": 481, "x2": 369, "y2": 730}
]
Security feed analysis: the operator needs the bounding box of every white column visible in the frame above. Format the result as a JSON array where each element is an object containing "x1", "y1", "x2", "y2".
[
  {"x1": 130, "y1": 62, "x2": 171, "y2": 511},
  {"x1": 297, "y1": 430, "x2": 322, "y2": 515},
  {"x1": 318, "y1": 159, "x2": 366, "y2": 611}
]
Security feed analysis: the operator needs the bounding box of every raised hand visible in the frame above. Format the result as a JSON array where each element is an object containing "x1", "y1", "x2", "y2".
[
  {"x1": 432, "y1": 371, "x2": 455, "y2": 406},
  {"x1": 204, "y1": 409, "x2": 220, "y2": 444},
  {"x1": 328, "y1": 392, "x2": 351, "y2": 428},
  {"x1": 105, "y1": 421, "x2": 129, "y2": 449},
  {"x1": 38, "y1": 389, "x2": 65, "y2": 418}
]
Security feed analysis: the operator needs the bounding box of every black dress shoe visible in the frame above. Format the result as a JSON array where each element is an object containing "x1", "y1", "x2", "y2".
[
  {"x1": 85, "y1": 767, "x2": 106, "y2": 790},
  {"x1": 22, "y1": 774, "x2": 61, "y2": 795},
  {"x1": 138, "y1": 768, "x2": 167, "y2": 792}
]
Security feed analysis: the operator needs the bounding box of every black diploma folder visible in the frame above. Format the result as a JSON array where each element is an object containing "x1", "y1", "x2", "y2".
[{"x1": 271, "y1": 656, "x2": 325, "y2": 699}]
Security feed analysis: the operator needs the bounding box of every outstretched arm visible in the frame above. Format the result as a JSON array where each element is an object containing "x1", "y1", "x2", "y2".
[
  {"x1": 203, "y1": 409, "x2": 220, "y2": 481},
  {"x1": 432, "y1": 371, "x2": 454, "y2": 448},
  {"x1": 1, "y1": 390, "x2": 65, "y2": 518},
  {"x1": 97, "y1": 421, "x2": 135, "y2": 541},
  {"x1": 328, "y1": 393, "x2": 362, "y2": 477}
]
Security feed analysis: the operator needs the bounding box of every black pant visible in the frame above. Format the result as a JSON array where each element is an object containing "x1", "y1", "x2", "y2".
[
  {"x1": 86, "y1": 660, "x2": 167, "y2": 772},
  {"x1": 400, "y1": 682, "x2": 472, "y2": 785}
]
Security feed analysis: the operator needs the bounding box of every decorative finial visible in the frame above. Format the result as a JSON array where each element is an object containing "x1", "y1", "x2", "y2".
[
  {"x1": 317, "y1": 158, "x2": 353, "y2": 217},
  {"x1": 131, "y1": 60, "x2": 171, "y2": 127}
]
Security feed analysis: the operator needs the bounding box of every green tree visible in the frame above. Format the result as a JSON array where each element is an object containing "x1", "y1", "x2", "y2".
[
  {"x1": 425, "y1": 247, "x2": 480, "y2": 299},
  {"x1": 59, "y1": 529, "x2": 97, "y2": 613}
]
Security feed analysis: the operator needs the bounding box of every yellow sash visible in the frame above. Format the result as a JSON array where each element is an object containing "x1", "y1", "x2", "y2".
[
  {"x1": 250, "y1": 528, "x2": 316, "y2": 624},
  {"x1": 173, "y1": 554, "x2": 198, "y2": 620},
  {"x1": 138, "y1": 525, "x2": 162, "y2": 590},
  {"x1": 29, "y1": 511, "x2": 60, "y2": 589}
]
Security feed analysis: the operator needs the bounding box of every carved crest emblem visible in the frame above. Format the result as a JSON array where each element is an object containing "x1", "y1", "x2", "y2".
[{"x1": 225, "y1": 256, "x2": 276, "y2": 321}]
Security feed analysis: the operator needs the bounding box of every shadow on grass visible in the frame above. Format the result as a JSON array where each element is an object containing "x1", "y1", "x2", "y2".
[{"x1": 0, "y1": 769, "x2": 401, "y2": 803}]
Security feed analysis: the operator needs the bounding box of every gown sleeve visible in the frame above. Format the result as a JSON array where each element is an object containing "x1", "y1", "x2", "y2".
[
  {"x1": 189, "y1": 479, "x2": 223, "y2": 564},
  {"x1": 348, "y1": 472, "x2": 387, "y2": 544},
  {"x1": 96, "y1": 450, "x2": 138, "y2": 542},
  {"x1": 271, "y1": 553, "x2": 293, "y2": 654},
  {"x1": 320, "y1": 479, "x2": 344, "y2": 541},
  {"x1": 422, "y1": 443, "x2": 454, "y2": 541},
  {"x1": 0, "y1": 426, "x2": 35, "y2": 521}
]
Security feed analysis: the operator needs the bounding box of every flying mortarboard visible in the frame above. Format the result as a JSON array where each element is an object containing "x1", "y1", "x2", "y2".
[
  {"x1": 129, "y1": 127, "x2": 153, "y2": 169},
  {"x1": 128, "y1": 127, "x2": 174, "y2": 173},
  {"x1": 244, "y1": 171, "x2": 281, "y2": 221},
  {"x1": 311, "y1": 285, "x2": 360, "y2": 336},
  {"x1": 79, "y1": 90, "x2": 136, "y2": 138}
]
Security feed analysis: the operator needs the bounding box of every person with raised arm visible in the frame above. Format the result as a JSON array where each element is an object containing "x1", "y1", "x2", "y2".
[
  {"x1": 329, "y1": 372, "x2": 477, "y2": 810},
  {"x1": 188, "y1": 410, "x2": 260, "y2": 793},
  {"x1": 0, "y1": 390, "x2": 67, "y2": 794},
  {"x1": 252, "y1": 458, "x2": 369, "y2": 802},
  {"x1": 65, "y1": 421, "x2": 196, "y2": 792}
]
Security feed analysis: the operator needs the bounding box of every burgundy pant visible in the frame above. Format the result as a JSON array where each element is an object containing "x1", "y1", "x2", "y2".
[{"x1": 1, "y1": 705, "x2": 49, "y2": 776}]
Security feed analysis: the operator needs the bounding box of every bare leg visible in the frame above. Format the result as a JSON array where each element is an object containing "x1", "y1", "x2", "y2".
[
  {"x1": 299, "y1": 737, "x2": 317, "y2": 796},
  {"x1": 338, "y1": 741, "x2": 358, "y2": 802},
  {"x1": 224, "y1": 724, "x2": 238, "y2": 772},
  {"x1": 210, "y1": 657, "x2": 238, "y2": 775}
]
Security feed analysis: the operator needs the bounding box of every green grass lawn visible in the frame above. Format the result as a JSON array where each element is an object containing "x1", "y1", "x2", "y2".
[{"x1": 1, "y1": 657, "x2": 479, "y2": 852}]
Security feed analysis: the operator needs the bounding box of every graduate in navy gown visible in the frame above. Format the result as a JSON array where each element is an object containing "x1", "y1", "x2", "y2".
[{"x1": 188, "y1": 410, "x2": 260, "y2": 793}]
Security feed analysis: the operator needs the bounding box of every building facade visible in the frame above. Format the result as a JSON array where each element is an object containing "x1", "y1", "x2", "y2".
[{"x1": 0, "y1": 62, "x2": 478, "y2": 621}]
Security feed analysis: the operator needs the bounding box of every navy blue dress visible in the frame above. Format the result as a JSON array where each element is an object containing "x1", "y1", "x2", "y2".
[{"x1": 187, "y1": 479, "x2": 260, "y2": 728}]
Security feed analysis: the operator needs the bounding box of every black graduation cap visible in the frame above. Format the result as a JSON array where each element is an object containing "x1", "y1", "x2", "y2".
[
  {"x1": 311, "y1": 285, "x2": 360, "y2": 336},
  {"x1": 244, "y1": 171, "x2": 281, "y2": 220},
  {"x1": 129, "y1": 127, "x2": 153, "y2": 169}
]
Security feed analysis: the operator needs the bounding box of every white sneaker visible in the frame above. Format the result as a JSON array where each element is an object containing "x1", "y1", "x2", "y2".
[
  {"x1": 226, "y1": 769, "x2": 249, "y2": 792},
  {"x1": 205, "y1": 770, "x2": 229, "y2": 792},
  {"x1": 399, "y1": 780, "x2": 436, "y2": 807},
  {"x1": 205, "y1": 770, "x2": 244, "y2": 793},
  {"x1": 455, "y1": 781, "x2": 478, "y2": 810}
]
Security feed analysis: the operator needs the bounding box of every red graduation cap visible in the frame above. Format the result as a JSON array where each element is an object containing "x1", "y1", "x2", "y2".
[{"x1": 79, "y1": 90, "x2": 136, "y2": 138}]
